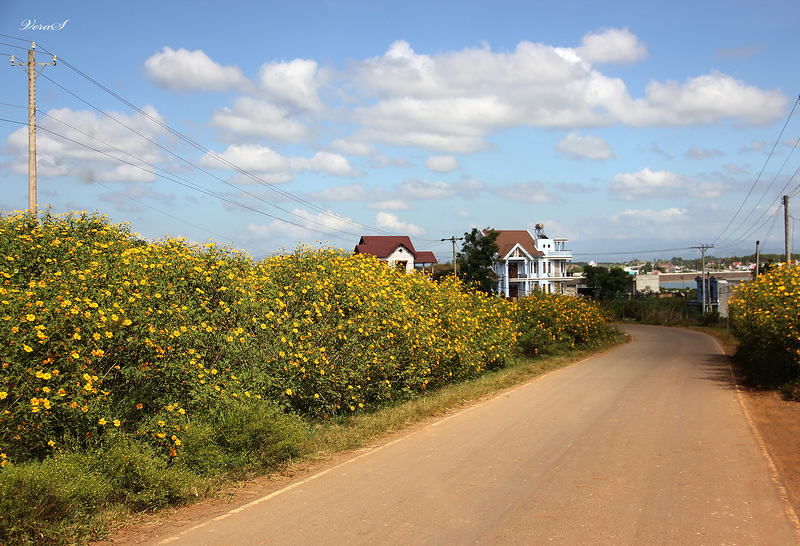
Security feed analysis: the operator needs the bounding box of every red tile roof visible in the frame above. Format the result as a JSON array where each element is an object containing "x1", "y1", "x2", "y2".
[
  {"x1": 354, "y1": 236, "x2": 437, "y2": 264},
  {"x1": 490, "y1": 230, "x2": 544, "y2": 259}
]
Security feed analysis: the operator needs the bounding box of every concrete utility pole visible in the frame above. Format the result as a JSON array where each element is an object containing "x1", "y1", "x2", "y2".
[
  {"x1": 441, "y1": 236, "x2": 463, "y2": 277},
  {"x1": 10, "y1": 42, "x2": 56, "y2": 212},
  {"x1": 784, "y1": 195, "x2": 791, "y2": 265},
  {"x1": 692, "y1": 244, "x2": 714, "y2": 314}
]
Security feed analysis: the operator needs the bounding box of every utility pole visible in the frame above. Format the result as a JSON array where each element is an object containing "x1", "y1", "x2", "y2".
[
  {"x1": 785, "y1": 195, "x2": 791, "y2": 265},
  {"x1": 692, "y1": 244, "x2": 714, "y2": 313},
  {"x1": 441, "y1": 236, "x2": 463, "y2": 277},
  {"x1": 10, "y1": 42, "x2": 56, "y2": 212},
  {"x1": 755, "y1": 240, "x2": 760, "y2": 277}
]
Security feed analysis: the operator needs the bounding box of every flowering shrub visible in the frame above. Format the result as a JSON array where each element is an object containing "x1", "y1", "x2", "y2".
[
  {"x1": 0, "y1": 211, "x2": 524, "y2": 466},
  {"x1": 512, "y1": 290, "x2": 614, "y2": 356},
  {"x1": 728, "y1": 265, "x2": 800, "y2": 386}
]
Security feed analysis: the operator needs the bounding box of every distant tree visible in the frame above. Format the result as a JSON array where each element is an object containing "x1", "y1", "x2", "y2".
[
  {"x1": 583, "y1": 265, "x2": 629, "y2": 300},
  {"x1": 456, "y1": 228, "x2": 500, "y2": 294}
]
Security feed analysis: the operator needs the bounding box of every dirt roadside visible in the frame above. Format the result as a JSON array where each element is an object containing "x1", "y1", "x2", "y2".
[{"x1": 738, "y1": 385, "x2": 800, "y2": 517}]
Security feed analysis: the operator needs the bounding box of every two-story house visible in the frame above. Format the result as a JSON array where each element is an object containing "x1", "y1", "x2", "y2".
[
  {"x1": 489, "y1": 224, "x2": 572, "y2": 298},
  {"x1": 354, "y1": 236, "x2": 438, "y2": 273}
]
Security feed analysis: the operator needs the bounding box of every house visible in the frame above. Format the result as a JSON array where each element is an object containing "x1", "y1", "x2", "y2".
[
  {"x1": 354, "y1": 236, "x2": 438, "y2": 273},
  {"x1": 489, "y1": 224, "x2": 572, "y2": 298}
]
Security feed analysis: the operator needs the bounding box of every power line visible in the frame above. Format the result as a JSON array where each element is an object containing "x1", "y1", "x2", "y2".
[
  {"x1": 32, "y1": 45, "x2": 394, "y2": 238},
  {"x1": 713, "y1": 95, "x2": 800, "y2": 247}
]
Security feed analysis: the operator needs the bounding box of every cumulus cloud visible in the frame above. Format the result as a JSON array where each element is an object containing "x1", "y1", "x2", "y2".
[
  {"x1": 210, "y1": 97, "x2": 311, "y2": 142},
  {"x1": 290, "y1": 152, "x2": 361, "y2": 177},
  {"x1": 424, "y1": 155, "x2": 460, "y2": 172},
  {"x1": 556, "y1": 132, "x2": 614, "y2": 160},
  {"x1": 144, "y1": 47, "x2": 251, "y2": 92},
  {"x1": 199, "y1": 144, "x2": 290, "y2": 175},
  {"x1": 375, "y1": 211, "x2": 425, "y2": 235},
  {"x1": 200, "y1": 145, "x2": 359, "y2": 181},
  {"x1": 342, "y1": 32, "x2": 786, "y2": 154},
  {"x1": 609, "y1": 167, "x2": 725, "y2": 201},
  {"x1": 577, "y1": 27, "x2": 648, "y2": 64},
  {"x1": 7, "y1": 106, "x2": 168, "y2": 183},
  {"x1": 259, "y1": 59, "x2": 325, "y2": 112}
]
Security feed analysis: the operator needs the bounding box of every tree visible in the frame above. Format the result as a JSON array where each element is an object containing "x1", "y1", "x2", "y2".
[
  {"x1": 456, "y1": 228, "x2": 500, "y2": 294},
  {"x1": 583, "y1": 265, "x2": 629, "y2": 300}
]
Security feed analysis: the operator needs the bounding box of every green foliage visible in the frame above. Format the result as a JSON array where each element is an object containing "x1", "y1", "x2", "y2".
[
  {"x1": 729, "y1": 265, "x2": 800, "y2": 388},
  {"x1": 456, "y1": 228, "x2": 500, "y2": 294},
  {"x1": 512, "y1": 290, "x2": 615, "y2": 356},
  {"x1": 582, "y1": 265, "x2": 629, "y2": 300},
  {"x1": 605, "y1": 297, "x2": 691, "y2": 324},
  {"x1": 178, "y1": 399, "x2": 309, "y2": 475}
]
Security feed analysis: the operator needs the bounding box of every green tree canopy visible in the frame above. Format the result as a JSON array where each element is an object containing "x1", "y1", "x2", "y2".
[
  {"x1": 456, "y1": 228, "x2": 500, "y2": 294},
  {"x1": 583, "y1": 265, "x2": 629, "y2": 300}
]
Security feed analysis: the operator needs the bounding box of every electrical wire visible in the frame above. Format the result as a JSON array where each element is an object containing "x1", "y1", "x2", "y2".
[
  {"x1": 713, "y1": 96, "x2": 799, "y2": 247},
  {"x1": 32, "y1": 45, "x2": 396, "y2": 238}
]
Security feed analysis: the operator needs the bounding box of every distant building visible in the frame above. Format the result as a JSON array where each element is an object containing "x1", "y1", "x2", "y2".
[
  {"x1": 354, "y1": 236, "x2": 437, "y2": 273},
  {"x1": 488, "y1": 224, "x2": 572, "y2": 298}
]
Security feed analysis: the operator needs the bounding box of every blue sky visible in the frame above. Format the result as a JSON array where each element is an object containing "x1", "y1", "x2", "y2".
[{"x1": 1, "y1": 0, "x2": 798, "y2": 262}]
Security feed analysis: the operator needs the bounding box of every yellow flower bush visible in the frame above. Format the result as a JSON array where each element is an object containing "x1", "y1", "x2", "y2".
[
  {"x1": 728, "y1": 264, "x2": 800, "y2": 389},
  {"x1": 0, "y1": 210, "x2": 612, "y2": 466},
  {"x1": 512, "y1": 290, "x2": 614, "y2": 356}
]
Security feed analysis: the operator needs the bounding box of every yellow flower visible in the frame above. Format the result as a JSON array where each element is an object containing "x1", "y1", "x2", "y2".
[
  {"x1": 113, "y1": 419, "x2": 121, "y2": 427},
  {"x1": 98, "y1": 418, "x2": 107, "y2": 425},
  {"x1": 0, "y1": 392, "x2": 6, "y2": 400},
  {"x1": 285, "y1": 388, "x2": 293, "y2": 395}
]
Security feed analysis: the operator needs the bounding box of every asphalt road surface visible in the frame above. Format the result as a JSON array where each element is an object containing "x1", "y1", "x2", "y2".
[{"x1": 153, "y1": 324, "x2": 800, "y2": 545}]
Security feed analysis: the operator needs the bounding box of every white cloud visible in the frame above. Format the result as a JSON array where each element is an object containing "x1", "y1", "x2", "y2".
[
  {"x1": 7, "y1": 106, "x2": 168, "y2": 183},
  {"x1": 144, "y1": 47, "x2": 251, "y2": 92},
  {"x1": 290, "y1": 152, "x2": 361, "y2": 177},
  {"x1": 210, "y1": 97, "x2": 311, "y2": 142},
  {"x1": 375, "y1": 211, "x2": 425, "y2": 235},
  {"x1": 556, "y1": 132, "x2": 614, "y2": 160},
  {"x1": 424, "y1": 155, "x2": 460, "y2": 172},
  {"x1": 200, "y1": 144, "x2": 290, "y2": 175},
  {"x1": 259, "y1": 59, "x2": 325, "y2": 112},
  {"x1": 609, "y1": 167, "x2": 725, "y2": 201},
  {"x1": 577, "y1": 27, "x2": 648, "y2": 64}
]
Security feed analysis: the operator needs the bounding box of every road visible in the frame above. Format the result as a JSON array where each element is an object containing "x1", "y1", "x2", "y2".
[{"x1": 151, "y1": 325, "x2": 800, "y2": 545}]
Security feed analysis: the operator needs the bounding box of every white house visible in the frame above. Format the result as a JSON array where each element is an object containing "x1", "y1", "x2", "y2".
[{"x1": 489, "y1": 224, "x2": 572, "y2": 298}]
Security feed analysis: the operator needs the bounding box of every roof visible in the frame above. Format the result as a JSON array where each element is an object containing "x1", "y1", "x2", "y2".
[
  {"x1": 354, "y1": 236, "x2": 437, "y2": 263},
  {"x1": 489, "y1": 230, "x2": 544, "y2": 259}
]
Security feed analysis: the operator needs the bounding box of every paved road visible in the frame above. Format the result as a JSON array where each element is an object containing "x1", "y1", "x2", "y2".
[{"x1": 153, "y1": 325, "x2": 800, "y2": 545}]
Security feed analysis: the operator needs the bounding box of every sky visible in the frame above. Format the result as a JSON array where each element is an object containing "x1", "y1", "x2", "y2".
[{"x1": 1, "y1": 0, "x2": 798, "y2": 263}]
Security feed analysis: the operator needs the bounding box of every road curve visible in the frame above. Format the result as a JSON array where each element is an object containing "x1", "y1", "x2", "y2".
[{"x1": 152, "y1": 325, "x2": 800, "y2": 545}]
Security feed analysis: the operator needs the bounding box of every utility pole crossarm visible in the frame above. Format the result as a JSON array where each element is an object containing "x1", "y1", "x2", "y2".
[
  {"x1": 441, "y1": 236, "x2": 463, "y2": 277},
  {"x1": 10, "y1": 42, "x2": 56, "y2": 213},
  {"x1": 691, "y1": 244, "x2": 714, "y2": 314}
]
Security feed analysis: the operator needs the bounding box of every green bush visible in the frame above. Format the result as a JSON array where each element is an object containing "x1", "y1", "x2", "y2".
[{"x1": 0, "y1": 452, "x2": 111, "y2": 545}]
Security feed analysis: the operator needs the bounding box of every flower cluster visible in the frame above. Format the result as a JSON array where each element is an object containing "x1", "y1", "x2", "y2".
[
  {"x1": 512, "y1": 290, "x2": 614, "y2": 356},
  {"x1": 728, "y1": 264, "x2": 800, "y2": 385}
]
